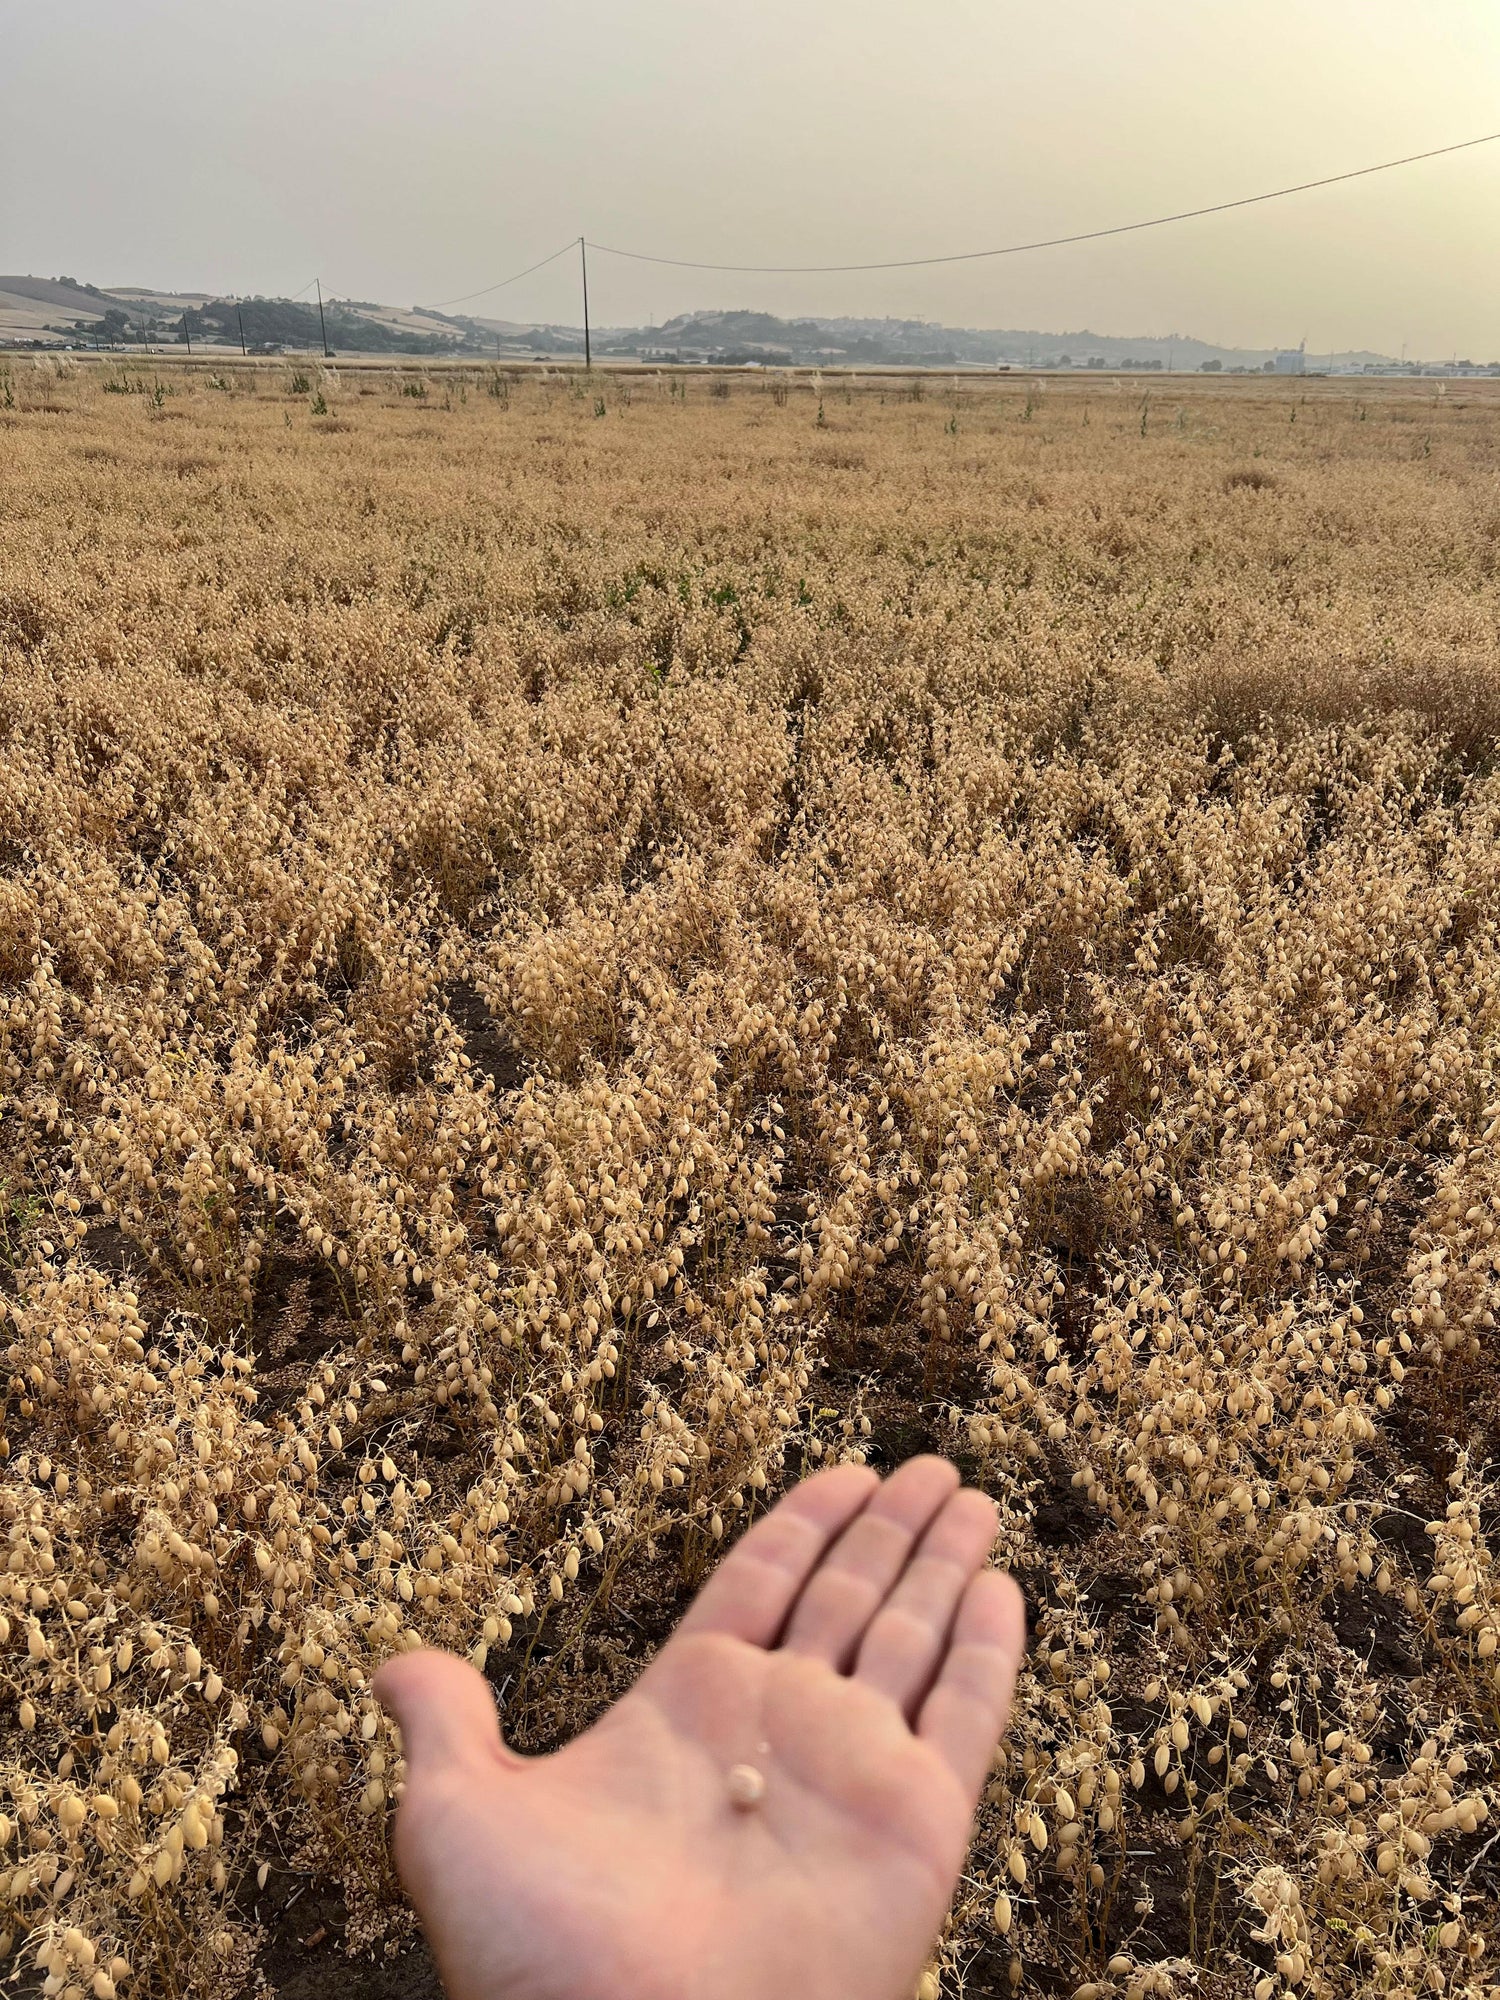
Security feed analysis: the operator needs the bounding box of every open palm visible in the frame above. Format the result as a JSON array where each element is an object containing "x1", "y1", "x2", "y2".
[{"x1": 374, "y1": 1457, "x2": 1026, "y2": 2000}]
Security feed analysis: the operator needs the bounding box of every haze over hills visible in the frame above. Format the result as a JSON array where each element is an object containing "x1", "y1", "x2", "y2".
[
  {"x1": 2, "y1": 276, "x2": 1493, "y2": 376},
  {"x1": 621, "y1": 310, "x2": 1412, "y2": 375}
]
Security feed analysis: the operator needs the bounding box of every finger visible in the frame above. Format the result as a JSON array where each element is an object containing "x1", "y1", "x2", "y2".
[
  {"x1": 779, "y1": 1456, "x2": 960, "y2": 1669},
  {"x1": 676, "y1": 1461, "x2": 880, "y2": 1648},
  {"x1": 916, "y1": 1570, "x2": 1027, "y2": 1798},
  {"x1": 852, "y1": 1486, "x2": 1000, "y2": 1717},
  {"x1": 373, "y1": 1647, "x2": 515, "y2": 1776}
]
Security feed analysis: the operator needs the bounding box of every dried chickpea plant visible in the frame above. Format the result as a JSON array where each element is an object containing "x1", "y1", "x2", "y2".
[{"x1": 2, "y1": 358, "x2": 1500, "y2": 2000}]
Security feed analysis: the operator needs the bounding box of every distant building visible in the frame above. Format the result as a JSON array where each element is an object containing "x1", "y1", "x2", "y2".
[{"x1": 1272, "y1": 345, "x2": 1306, "y2": 375}]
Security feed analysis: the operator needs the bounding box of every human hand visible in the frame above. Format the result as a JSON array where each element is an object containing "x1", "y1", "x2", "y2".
[{"x1": 374, "y1": 1456, "x2": 1026, "y2": 2000}]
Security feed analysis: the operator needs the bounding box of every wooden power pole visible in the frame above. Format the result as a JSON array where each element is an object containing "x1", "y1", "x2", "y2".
[{"x1": 580, "y1": 237, "x2": 591, "y2": 371}]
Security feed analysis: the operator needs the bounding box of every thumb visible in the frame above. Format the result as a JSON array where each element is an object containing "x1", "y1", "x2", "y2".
[{"x1": 374, "y1": 1646, "x2": 516, "y2": 1776}]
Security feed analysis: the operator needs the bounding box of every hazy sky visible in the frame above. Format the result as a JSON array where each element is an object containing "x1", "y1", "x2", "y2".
[{"x1": 5, "y1": 0, "x2": 1499, "y2": 356}]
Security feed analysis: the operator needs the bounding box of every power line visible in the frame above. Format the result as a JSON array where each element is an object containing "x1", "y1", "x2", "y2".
[
  {"x1": 585, "y1": 130, "x2": 1500, "y2": 275},
  {"x1": 430, "y1": 239, "x2": 578, "y2": 310}
]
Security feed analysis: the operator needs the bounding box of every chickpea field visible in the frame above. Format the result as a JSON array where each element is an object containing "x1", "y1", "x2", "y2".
[{"x1": 3, "y1": 356, "x2": 1500, "y2": 2000}]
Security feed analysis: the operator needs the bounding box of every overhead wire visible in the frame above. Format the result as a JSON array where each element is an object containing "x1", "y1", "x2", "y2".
[
  {"x1": 582, "y1": 130, "x2": 1500, "y2": 275},
  {"x1": 430, "y1": 239, "x2": 579, "y2": 309}
]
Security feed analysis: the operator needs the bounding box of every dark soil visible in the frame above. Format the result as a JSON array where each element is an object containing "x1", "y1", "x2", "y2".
[
  {"x1": 255, "y1": 1872, "x2": 440, "y2": 2000},
  {"x1": 440, "y1": 979, "x2": 524, "y2": 1090},
  {"x1": 79, "y1": 1218, "x2": 153, "y2": 1281}
]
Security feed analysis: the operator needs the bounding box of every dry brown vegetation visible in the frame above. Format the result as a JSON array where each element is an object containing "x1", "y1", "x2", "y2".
[{"x1": 2, "y1": 354, "x2": 1500, "y2": 2000}]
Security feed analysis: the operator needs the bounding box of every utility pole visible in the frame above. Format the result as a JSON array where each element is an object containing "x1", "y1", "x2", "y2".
[
  {"x1": 580, "y1": 237, "x2": 591, "y2": 371},
  {"x1": 316, "y1": 278, "x2": 331, "y2": 359},
  {"x1": 182, "y1": 312, "x2": 192, "y2": 355},
  {"x1": 237, "y1": 304, "x2": 248, "y2": 356}
]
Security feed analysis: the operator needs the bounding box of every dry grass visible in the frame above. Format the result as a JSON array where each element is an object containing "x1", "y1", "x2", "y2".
[{"x1": 2, "y1": 355, "x2": 1500, "y2": 2000}]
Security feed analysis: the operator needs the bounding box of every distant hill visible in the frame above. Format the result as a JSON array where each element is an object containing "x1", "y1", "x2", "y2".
[
  {"x1": 179, "y1": 296, "x2": 455, "y2": 356},
  {"x1": 0, "y1": 275, "x2": 116, "y2": 314},
  {"x1": 0, "y1": 275, "x2": 124, "y2": 342},
  {"x1": 4, "y1": 275, "x2": 1490, "y2": 374},
  {"x1": 621, "y1": 309, "x2": 1411, "y2": 375},
  {"x1": 0, "y1": 275, "x2": 584, "y2": 358}
]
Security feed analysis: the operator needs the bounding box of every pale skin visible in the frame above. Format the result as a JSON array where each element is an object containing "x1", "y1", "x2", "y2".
[{"x1": 374, "y1": 1456, "x2": 1027, "y2": 2000}]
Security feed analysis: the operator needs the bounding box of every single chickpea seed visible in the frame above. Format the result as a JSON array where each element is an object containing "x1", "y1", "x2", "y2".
[{"x1": 727, "y1": 1763, "x2": 766, "y2": 1810}]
